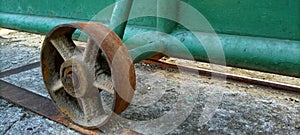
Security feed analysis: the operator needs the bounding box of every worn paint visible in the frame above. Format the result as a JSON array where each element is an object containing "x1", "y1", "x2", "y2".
[{"x1": 109, "y1": 0, "x2": 133, "y2": 39}]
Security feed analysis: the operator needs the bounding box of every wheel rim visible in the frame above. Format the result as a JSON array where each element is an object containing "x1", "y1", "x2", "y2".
[{"x1": 41, "y1": 22, "x2": 136, "y2": 128}]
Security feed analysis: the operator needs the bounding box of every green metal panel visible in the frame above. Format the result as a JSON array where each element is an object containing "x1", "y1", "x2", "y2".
[
  {"x1": 110, "y1": 0, "x2": 133, "y2": 39},
  {"x1": 0, "y1": 0, "x2": 114, "y2": 21},
  {"x1": 180, "y1": 0, "x2": 300, "y2": 40},
  {"x1": 1, "y1": 0, "x2": 299, "y2": 40}
]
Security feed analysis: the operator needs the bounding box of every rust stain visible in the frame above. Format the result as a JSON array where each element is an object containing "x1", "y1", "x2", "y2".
[
  {"x1": 60, "y1": 107, "x2": 75, "y2": 120},
  {"x1": 41, "y1": 58, "x2": 49, "y2": 81}
]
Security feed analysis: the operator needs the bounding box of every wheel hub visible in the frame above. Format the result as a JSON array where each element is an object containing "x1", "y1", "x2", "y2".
[{"x1": 60, "y1": 59, "x2": 91, "y2": 98}]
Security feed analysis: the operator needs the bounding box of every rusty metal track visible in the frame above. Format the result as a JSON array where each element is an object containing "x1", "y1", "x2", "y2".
[
  {"x1": 0, "y1": 62, "x2": 40, "y2": 78},
  {"x1": 0, "y1": 80, "x2": 101, "y2": 134},
  {"x1": 0, "y1": 80, "x2": 139, "y2": 135},
  {"x1": 142, "y1": 59, "x2": 300, "y2": 92}
]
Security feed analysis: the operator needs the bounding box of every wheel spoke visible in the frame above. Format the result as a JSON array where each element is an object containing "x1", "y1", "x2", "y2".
[
  {"x1": 93, "y1": 75, "x2": 114, "y2": 94},
  {"x1": 83, "y1": 38, "x2": 100, "y2": 65},
  {"x1": 77, "y1": 87, "x2": 106, "y2": 121},
  {"x1": 50, "y1": 36, "x2": 80, "y2": 60},
  {"x1": 50, "y1": 79, "x2": 64, "y2": 92}
]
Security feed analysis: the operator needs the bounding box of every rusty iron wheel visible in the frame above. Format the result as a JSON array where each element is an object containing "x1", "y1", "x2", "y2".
[{"x1": 41, "y1": 22, "x2": 136, "y2": 128}]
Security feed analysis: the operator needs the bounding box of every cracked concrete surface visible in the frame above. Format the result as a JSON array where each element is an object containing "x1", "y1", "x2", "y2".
[
  {"x1": 0, "y1": 99, "x2": 80, "y2": 135},
  {"x1": 0, "y1": 29, "x2": 299, "y2": 135},
  {"x1": 0, "y1": 99, "x2": 25, "y2": 135}
]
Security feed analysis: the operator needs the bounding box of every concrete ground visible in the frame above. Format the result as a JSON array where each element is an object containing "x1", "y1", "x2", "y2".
[{"x1": 0, "y1": 29, "x2": 299, "y2": 135}]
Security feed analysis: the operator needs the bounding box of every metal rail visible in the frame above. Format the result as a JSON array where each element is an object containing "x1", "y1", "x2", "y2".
[
  {"x1": 142, "y1": 59, "x2": 300, "y2": 92},
  {"x1": 0, "y1": 62, "x2": 40, "y2": 78}
]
